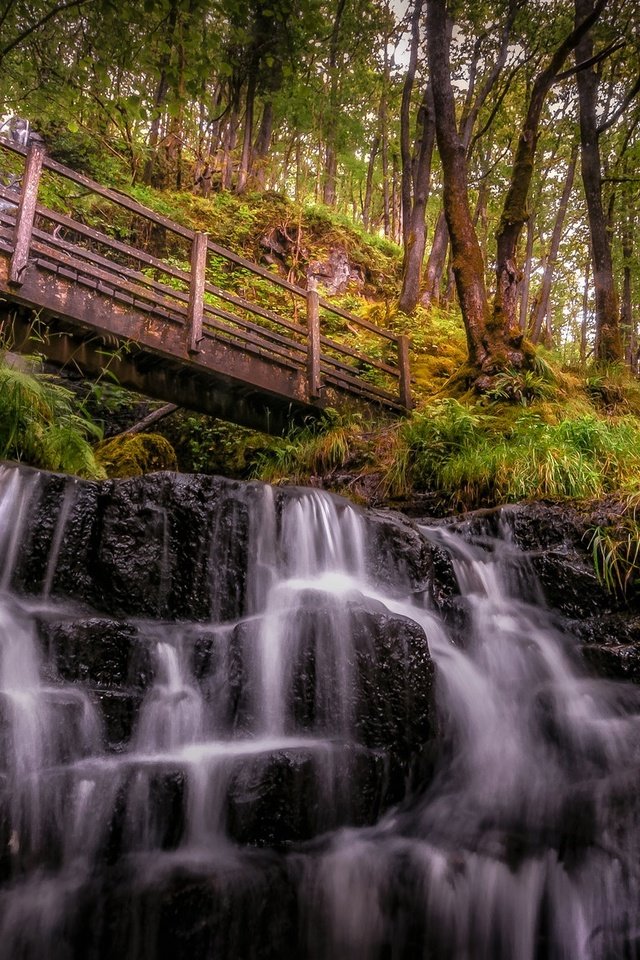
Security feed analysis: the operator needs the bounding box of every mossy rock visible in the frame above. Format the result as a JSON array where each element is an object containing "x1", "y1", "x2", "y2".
[{"x1": 94, "y1": 433, "x2": 178, "y2": 478}]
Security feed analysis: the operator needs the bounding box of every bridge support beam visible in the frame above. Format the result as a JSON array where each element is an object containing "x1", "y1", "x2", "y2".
[
  {"x1": 398, "y1": 334, "x2": 412, "y2": 410},
  {"x1": 10, "y1": 141, "x2": 45, "y2": 285},
  {"x1": 306, "y1": 282, "x2": 321, "y2": 399},
  {"x1": 186, "y1": 231, "x2": 207, "y2": 354}
]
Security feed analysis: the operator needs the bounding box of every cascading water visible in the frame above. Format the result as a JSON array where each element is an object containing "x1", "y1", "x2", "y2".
[{"x1": 0, "y1": 462, "x2": 638, "y2": 960}]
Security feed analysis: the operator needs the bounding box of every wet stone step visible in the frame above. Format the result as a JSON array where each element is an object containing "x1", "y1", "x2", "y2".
[
  {"x1": 0, "y1": 688, "x2": 98, "y2": 772},
  {"x1": 85, "y1": 856, "x2": 297, "y2": 960},
  {"x1": 37, "y1": 616, "x2": 152, "y2": 689},
  {"x1": 93, "y1": 689, "x2": 143, "y2": 749},
  {"x1": 101, "y1": 743, "x2": 405, "y2": 854}
]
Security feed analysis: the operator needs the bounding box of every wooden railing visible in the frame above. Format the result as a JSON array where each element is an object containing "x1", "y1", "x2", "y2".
[{"x1": 0, "y1": 138, "x2": 411, "y2": 411}]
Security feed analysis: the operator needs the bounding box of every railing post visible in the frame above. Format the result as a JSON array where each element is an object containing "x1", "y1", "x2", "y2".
[
  {"x1": 398, "y1": 334, "x2": 412, "y2": 410},
  {"x1": 306, "y1": 277, "x2": 321, "y2": 399},
  {"x1": 186, "y1": 231, "x2": 208, "y2": 354},
  {"x1": 9, "y1": 141, "x2": 45, "y2": 285}
]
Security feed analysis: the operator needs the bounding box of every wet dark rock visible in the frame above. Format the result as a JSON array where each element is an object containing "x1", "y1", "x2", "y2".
[
  {"x1": 366, "y1": 509, "x2": 433, "y2": 596},
  {"x1": 12, "y1": 471, "x2": 104, "y2": 602},
  {"x1": 582, "y1": 640, "x2": 640, "y2": 683},
  {"x1": 418, "y1": 500, "x2": 640, "y2": 682},
  {"x1": 39, "y1": 617, "x2": 148, "y2": 688},
  {"x1": 96, "y1": 857, "x2": 297, "y2": 960},
  {"x1": 352, "y1": 607, "x2": 435, "y2": 757},
  {"x1": 9, "y1": 468, "x2": 255, "y2": 621},
  {"x1": 93, "y1": 472, "x2": 249, "y2": 620},
  {"x1": 228, "y1": 744, "x2": 404, "y2": 846},
  {"x1": 95, "y1": 689, "x2": 142, "y2": 748}
]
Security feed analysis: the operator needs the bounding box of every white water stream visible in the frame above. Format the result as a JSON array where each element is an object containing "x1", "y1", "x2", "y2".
[{"x1": 0, "y1": 464, "x2": 638, "y2": 959}]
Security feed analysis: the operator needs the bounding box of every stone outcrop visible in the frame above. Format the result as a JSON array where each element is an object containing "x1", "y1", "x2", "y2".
[{"x1": 422, "y1": 500, "x2": 640, "y2": 683}]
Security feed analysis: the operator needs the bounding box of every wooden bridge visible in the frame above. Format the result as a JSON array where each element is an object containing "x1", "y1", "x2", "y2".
[{"x1": 0, "y1": 138, "x2": 411, "y2": 435}]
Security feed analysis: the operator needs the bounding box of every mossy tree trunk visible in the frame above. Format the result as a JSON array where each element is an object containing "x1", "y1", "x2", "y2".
[
  {"x1": 530, "y1": 144, "x2": 578, "y2": 343},
  {"x1": 575, "y1": 0, "x2": 623, "y2": 363},
  {"x1": 426, "y1": 0, "x2": 490, "y2": 369},
  {"x1": 398, "y1": 82, "x2": 436, "y2": 313},
  {"x1": 427, "y1": 0, "x2": 607, "y2": 387}
]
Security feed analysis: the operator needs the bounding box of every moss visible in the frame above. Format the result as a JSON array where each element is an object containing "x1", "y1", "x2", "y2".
[{"x1": 94, "y1": 433, "x2": 178, "y2": 478}]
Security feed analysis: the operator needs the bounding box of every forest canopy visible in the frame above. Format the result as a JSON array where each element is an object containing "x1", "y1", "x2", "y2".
[{"x1": 1, "y1": 0, "x2": 639, "y2": 382}]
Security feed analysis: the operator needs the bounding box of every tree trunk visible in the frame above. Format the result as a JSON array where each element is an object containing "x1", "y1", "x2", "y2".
[
  {"x1": 295, "y1": 137, "x2": 302, "y2": 201},
  {"x1": 381, "y1": 125, "x2": 390, "y2": 236},
  {"x1": 142, "y1": 0, "x2": 179, "y2": 186},
  {"x1": 428, "y1": 0, "x2": 604, "y2": 383},
  {"x1": 392, "y1": 150, "x2": 401, "y2": 243},
  {"x1": 221, "y1": 103, "x2": 239, "y2": 190},
  {"x1": 362, "y1": 133, "x2": 380, "y2": 230},
  {"x1": 426, "y1": 0, "x2": 489, "y2": 368},
  {"x1": 398, "y1": 82, "x2": 436, "y2": 313},
  {"x1": 399, "y1": 0, "x2": 423, "y2": 248},
  {"x1": 580, "y1": 257, "x2": 590, "y2": 366},
  {"x1": 575, "y1": 0, "x2": 622, "y2": 362},
  {"x1": 621, "y1": 223, "x2": 635, "y2": 368},
  {"x1": 322, "y1": 0, "x2": 347, "y2": 207},
  {"x1": 530, "y1": 145, "x2": 578, "y2": 343},
  {"x1": 236, "y1": 70, "x2": 257, "y2": 194},
  {"x1": 250, "y1": 99, "x2": 274, "y2": 190},
  {"x1": 421, "y1": 210, "x2": 449, "y2": 307},
  {"x1": 518, "y1": 209, "x2": 536, "y2": 332}
]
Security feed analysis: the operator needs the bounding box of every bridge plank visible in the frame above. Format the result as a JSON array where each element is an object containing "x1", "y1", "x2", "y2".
[{"x1": 1, "y1": 138, "x2": 404, "y2": 350}]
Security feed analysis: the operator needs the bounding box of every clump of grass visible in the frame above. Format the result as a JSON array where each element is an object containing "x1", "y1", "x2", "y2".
[
  {"x1": 0, "y1": 356, "x2": 105, "y2": 478},
  {"x1": 589, "y1": 492, "x2": 640, "y2": 599},
  {"x1": 384, "y1": 399, "x2": 640, "y2": 509},
  {"x1": 486, "y1": 357, "x2": 557, "y2": 406},
  {"x1": 94, "y1": 433, "x2": 177, "y2": 477},
  {"x1": 590, "y1": 523, "x2": 640, "y2": 599},
  {"x1": 584, "y1": 362, "x2": 640, "y2": 414},
  {"x1": 254, "y1": 410, "x2": 372, "y2": 485}
]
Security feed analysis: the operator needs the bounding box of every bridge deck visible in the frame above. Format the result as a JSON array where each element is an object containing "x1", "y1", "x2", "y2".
[{"x1": 0, "y1": 138, "x2": 411, "y2": 434}]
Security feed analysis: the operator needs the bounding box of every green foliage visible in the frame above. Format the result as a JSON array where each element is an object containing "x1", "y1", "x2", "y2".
[
  {"x1": 486, "y1": 358, "x2": 557, "y2": 406},
  {"x1": 590, "y1": 521, "x2": 640, "y2": 599},
  {"x1": 38, "y1": 123, "x2": 130, "y2": 184},
  {"x1": 0, "y1": 357, "x2": 104, "y2": 478},
  {"x1": 159, "y1": 412, "x2": 269, "y2": 477},
  {"x1": 255, "y1": 409, "x2": 372, "y2": 484},
  {"x1": 584, "y1": 363, "x2": 640, "y2": 413},
  {"x1": 385, "y1": 400, "x2": 640, "y2": 509},
  {"x1": 94, "y1": 433, "x2": 177, "y2": 478}
]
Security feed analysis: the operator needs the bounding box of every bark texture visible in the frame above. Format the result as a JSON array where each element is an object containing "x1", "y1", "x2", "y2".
[{"x1": 575, "y1": 0, "x2": 622, "y2": 362}]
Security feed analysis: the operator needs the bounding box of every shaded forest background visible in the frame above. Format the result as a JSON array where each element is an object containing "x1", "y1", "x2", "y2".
[{"x1": 1, "y1": 0, "x2": 639, "y2": 370}]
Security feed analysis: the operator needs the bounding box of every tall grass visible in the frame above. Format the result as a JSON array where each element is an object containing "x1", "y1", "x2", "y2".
[
  {"x1": 254, "y1": 411, "x2": 371, "y2": 485},
  {"x1": 0, "y1": 358, "x2": 105, "y2": 478},
  {"x1": 385, "y1": 400, "x2": 640, "y2": 508}
]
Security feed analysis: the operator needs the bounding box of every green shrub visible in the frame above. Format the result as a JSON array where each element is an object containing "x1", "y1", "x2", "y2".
[
  {"x1": 94, "y1": 433, "x2": 177, "y2": 477},
  {"x1": 385, "y1": 401, "x2": 640, "y2": 508},
  {"x1": 254, "y1": 410, "x2": 371, "y2": 484},
  {"x1": 0, "y1": 358, "x2": 104, "y2": 477}
]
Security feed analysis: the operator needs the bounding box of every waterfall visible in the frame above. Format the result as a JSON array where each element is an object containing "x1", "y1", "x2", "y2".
[{"x1": 0, "y1": 463, "x2": 638, "y2": 959}]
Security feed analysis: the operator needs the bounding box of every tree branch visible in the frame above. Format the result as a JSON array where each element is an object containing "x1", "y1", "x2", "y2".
[
  {"x1": 555, "y1": 40, "x2": 625, "y2": 83},
  {"x1": 597, "y1": 69, "x2": 640, "y2": 133},
  {"x1": 0, "y1": 0, "x2": 92, "y2": 60}
]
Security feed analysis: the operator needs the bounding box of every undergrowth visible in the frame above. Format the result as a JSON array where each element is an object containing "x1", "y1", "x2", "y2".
[
  {"x1": 385, "y1": 399, "x2": 640, "y2": 509},
  {"x1": 255, "y1": 410, "x2": 374, "y2": 486},
  {"x1": 0, "y1": 355, "x2": 105, "y2": 478},
  {"x1": 94, "y1": 432, "x2": 177, "y2": 477},
  {"x1": 589, "y1": 493, "x2": 640, "y2": 600}
]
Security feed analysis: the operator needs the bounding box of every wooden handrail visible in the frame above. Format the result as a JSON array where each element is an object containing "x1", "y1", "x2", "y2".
[
  {"x1": 0, "y1": 136, "x2": 412, "y2": 410},
  {"x1": 0, "y1": 137, "x2": 402, "y2": 343}
]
